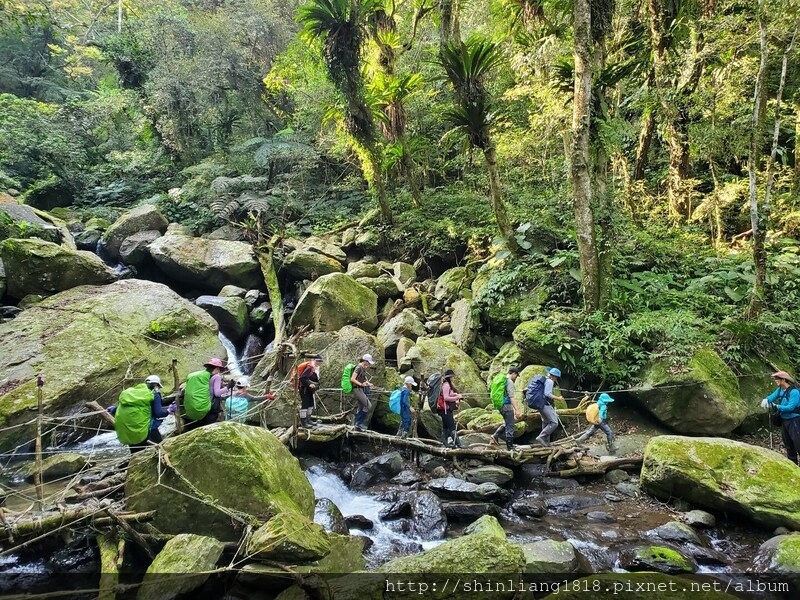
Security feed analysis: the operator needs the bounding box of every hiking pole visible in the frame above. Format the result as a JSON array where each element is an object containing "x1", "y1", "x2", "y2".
[{"x1": 768, "y1": 406, "x2": 774, "y2": 450}]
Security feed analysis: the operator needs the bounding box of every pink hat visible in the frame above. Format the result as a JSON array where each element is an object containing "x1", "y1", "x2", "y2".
[
  {"x1": 204, "y1": 358, "x2": 225, "y2": 369},
  {"x1": 772, "y1": 371, "x2": 796, "y2": 383}
]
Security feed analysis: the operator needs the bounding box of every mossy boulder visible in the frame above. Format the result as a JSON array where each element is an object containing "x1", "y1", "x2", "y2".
[
  {"x1": 290, "y1": 273, "x2": 378, "y2": 333},
  {"x1": 0, "y1": 204, "x2": 61, "y2": 243},
  {"x1": 512, "y1": 320, "x2": 563, "y2": 366},
  {"x1": 20, "y1": 452, "x2": 88, "y2": 482},
  {"x1": 148, "y1": 232, "x2": 261, "y2": 292},
  {"x1": 303, "y1": 236, "x2": 347, "y2": 263},
  {"x1": 620, "y1": 545, "x2": 695, "y2": 574},
  {"x1": 103, "y1": 204, "x2": 168, "y2": 262},
  {"x1": 641, "y1": 435, "x2": 800, "y2": 530},
  {"x1": 753, "y1": 534, "x2": 800, "y2": 573},
  {"x1": 393, "y1": 261, "x2": 416, "y2": 286},
  {"x1": 195, "y1": 295, "x2": 249, "y2": 342},
  {"x1": 462, "y1": 465, "x2": 514, "y2": 486},
  {"x1": 347, "y1": 260, "x2": 380, "y2": 279},
  {"x1": 488, "y1": 342, "x2": 523, "y2": 382},
  {"x1": 521, "y1": 539, "x2": 578, "y2": 573},
  {"x1": 377, "y1": 309, "x2": 425, "y2": 354},
  {"x1": 0, "y1": 238, "x2": 115, "y2": 299},
  {"x1": 138, "y1": 534, "x2": 224, "y2": 600},
  {"x1": 463, "y1": 515, "x2": 506, "y2": 538},
  {"x1": 356, "y1": 275, "x2": 402, "y2": 299},
  {"x1": 434, "y1": 267, "x2": 472, "y2": 304},
  {"x1": 448, "y1": 299, "x2": 478, "y2": 351},
  {"x1": 126, "y1": 422, "x2": 315, "y2": 541},
  {"x1": 119, "y1": 230, "x2": 161, "y2": 267},
  {"x1": 402, "y1": 338, "x2": 485, "y2": 408},
  {"x1": 483, "y1": 287, "x2": 549, "y2": 335},
  {"x1": 246, "y1": 512, "x2": 331, "y2": 562},
  {"x1": 282, "y1": 249, "x2": 344, "y2": 280},
  {"x1": 541, "y1": 573, "x2": 740, "y2": 600},
  {"x1": 0, "y1": 279, "x2": 222, "y2": 451},
  {"x1": 629, "y1": 348, "x2": 748, "y2": 435}
]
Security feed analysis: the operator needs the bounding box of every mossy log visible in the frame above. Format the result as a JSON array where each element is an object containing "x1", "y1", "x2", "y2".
[
  {"x1": 549, "y1": 456, "x2": 643, "y2": 477},
  {"x1": 96, "y1": 532, "x2": 119, "y2": 600},
  {"x1": 0, "y1": 508, "x2": 155, "y2": 544}
]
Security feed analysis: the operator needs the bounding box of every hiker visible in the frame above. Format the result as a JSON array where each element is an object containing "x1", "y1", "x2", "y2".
[
  {"x1": 535, "y1": 367, "x2": 565, "y2": 447},
  {"x1": 761, "y1": 370, "x2": 800, "y2": 464},
  {"x1": 299, "y1": 355, "x2": 323, "y2": 429},
  {"x1": 225, "y1": 376, "x2": 275, "y2": 424},
  {"x1": 351, "y1": 354, "x2": 375, "y2": 431},
  {"x1": 438, "y1": 369, "x2": 464, "y2": 448},
  {"x1": 111, "y1": 375, "x2": 170, "y2": 452},
  {"x1": 183, "y1": 358, "x2": 229, "y2": 430},
  {"x1": 491, "y1": 366, "x2": 522, "y2": 450},
  {"x1": 576, "y1": 393, "x2": 618, "y2": 453},
  {"x1": 396, "y1": 375, "x2": 417, "y2": 439}
]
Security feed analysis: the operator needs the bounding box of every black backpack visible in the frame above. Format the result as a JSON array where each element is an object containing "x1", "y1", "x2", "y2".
[
  {"x1": 525, "y1": 374, "x2": 547, "y2": 409},
  {"x1": 426, "y1": 373, "x2": 443, "y2": 411}
]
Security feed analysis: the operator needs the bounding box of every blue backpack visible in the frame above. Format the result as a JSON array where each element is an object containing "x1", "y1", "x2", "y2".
[
  {"x1": 525, "y1": 374, "x2": 547, "y2": 409},
  {"x1": 389, "y1": 388, "x2": 403, "y2": 414}
]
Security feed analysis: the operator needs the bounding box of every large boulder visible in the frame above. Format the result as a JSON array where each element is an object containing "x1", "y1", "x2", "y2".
[
  {"x1": 126, "y1": 422, "x2": 315, "y2": 541},
  {"x1": 119, "y1": 230, "x2": 162, "y2": 267},
  {"x1": 753, "y1": 534, "x2": 800, "y2": 573},
  {"x1": 377, "y1": 309, "x2": 425, "y2": 354},
  {"x1": 103, "y1": 204, "x2": 168, "y2": 261},
  {"x1": 0, "y1": 279, "x2": 223, "y2": 450},
  {"x1": 20, "y1": 452, "x2": 88, "y2": 482},
  {"x1": 356, "y1": 275, "x2": 403, "y2": 299},
  {"x1": 351, "y1": 452, "x2": 403, "y2": 489},
  {"x1": 148, "y1": 231, "x2": 261, "y2": 292},
  {"x1": 289, "y1": 273, "x2": 378, "y2": 333},
  {"x1": 434, "y1": 267, "x2": 472, "y2": 304},
  {"x1": 402, "y1": 338, "x2": 486, "y2": 407},
  {"x1": 138, "y1": 534, "x2": 223, "y2": 600},
  {"x1": 246, "y1": 512, "x2": 331, "y2": 562},
  {"x1": 521, "y1": 539, "x2": 579, "y2": 573},
  {"x1": 195, "y1": 295, "x2": 249, "y2": 342},
  {"x1": 0, "y1": 238, "x2": 115, "y2": 299},
  {"x1": 282, "y1": 248, "x2": 343, "y2": 280},
  {"x1": 448, "y1": 299, "x2": 478, "y2": 351},
  {"x1": 512, "y1": 319, "x2": 567, "y2": 366},
  {"x1": 303, "y1": 236, "x2": 347, "y2": 263},
  {"x1": 641, "y1": 435, "x2": 800, "y2": 530},
  {"x1": 0, "y1": 204, "x2": 61, "y2": 243},
  {"x1": 629, "y1": 348, "x2": 748, "y2": 435}
]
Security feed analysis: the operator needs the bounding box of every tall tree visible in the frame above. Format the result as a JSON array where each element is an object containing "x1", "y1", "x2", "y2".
[
  {"x1": 440, "y1": 37, "x2": 521, "y2": 255},
  {"x1": 298, "y1": 0, "x2": 393, "y2": 223}
]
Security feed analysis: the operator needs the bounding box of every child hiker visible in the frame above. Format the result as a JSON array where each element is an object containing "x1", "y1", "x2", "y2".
[{"x1": 576, "y1": 393, "x2": 619, "y2": 453}]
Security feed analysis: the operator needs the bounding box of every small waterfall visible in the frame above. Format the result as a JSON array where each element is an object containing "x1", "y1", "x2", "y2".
[
  {"x1": 219, "y1": 333, "x2": 243, "y2": 376},
  {"x1": 93, "y1": 239, "x2": 134, "y2": 279}
]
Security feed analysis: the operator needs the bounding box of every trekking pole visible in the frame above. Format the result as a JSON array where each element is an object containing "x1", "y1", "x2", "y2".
[
  {"x1": 768, "y1": 407, "x2": 774, "y2": 450},
  {"x1": 34, "y1": 374, "x2": 45, "y2": 510}
]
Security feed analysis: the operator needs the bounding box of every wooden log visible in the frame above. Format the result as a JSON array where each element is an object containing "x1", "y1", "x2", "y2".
[
  {"x1": 86, "y1": 401, "x2": 117, "y2": 428},
  {"x1": 74, "y1": 472, "x2": 127, "y2": 495},
  {"x1": 107, "y1": 509, "x2": 155, "y2": 560},
  {"x1": 549, "y1": 456, "x2": 643, "y2": 477},
  {"x1": 0, "y1": 508, "x2": 156, "y2": 544},
  {"x1": 96, "y1": 532, "x2": 119, "y2": 600},
  {"x1": 75, "y1": 482, "x2": 126, "y2": 501}
]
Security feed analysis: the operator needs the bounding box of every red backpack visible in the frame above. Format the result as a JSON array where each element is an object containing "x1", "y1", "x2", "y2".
[{"x1": 291, "y1": 361, "x2": 314, "y2": 392}]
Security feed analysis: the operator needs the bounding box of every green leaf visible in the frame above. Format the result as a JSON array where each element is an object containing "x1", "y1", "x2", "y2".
[
  {"x1": 569, "y1": 268, "x2": 582, "y2": 282},
  {"x1": 724, "y1": 286, "x2": 745, "y2": 302}
]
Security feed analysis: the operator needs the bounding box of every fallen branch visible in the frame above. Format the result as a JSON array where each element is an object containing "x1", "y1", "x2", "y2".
[
  {"x1": 107, "y1": 509, "x2": 155, "y2": 560},
  {"x1": 74, "y1": 472, "x2": 127, "y2": 495},
  {"x1": 0, "y1": 508, "x2": 156, "y2": 544},
  {"x1": 548, "y1": 455, "x2": 643, "y2": 478}
]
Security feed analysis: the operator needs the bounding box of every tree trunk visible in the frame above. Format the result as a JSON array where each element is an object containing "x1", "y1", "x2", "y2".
[
  {"x1": 794, "y1": 102, "x2": 800, "y2": 195},
  {"x1": 747, "y1": 0, "x2": 769, "y2": 319},
  {"x1": 571, "y1": 0, "x2": 600, "y2": 313},
  {"x1": 438, "y1": 0, "x2": 461, "y2": 57},
  {"x1": 257, "y1": 236, "x2": 285, "y2": 345},
  {"x1": 369, "y1": 149, "x2": 394, "y2": 224},
  {"x1": 483, "y1": 145, "x2": 520, "y2": 255},
  {"x1": 633, "y1": 69, "x2": 657, "y2": 181}
]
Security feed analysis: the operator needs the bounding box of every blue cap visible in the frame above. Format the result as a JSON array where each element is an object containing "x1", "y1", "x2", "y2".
[
  {"x1": 598, "y1": 393, "x2": 614, "y2": 403},
  {"x1": 547, "y1": 367, "x2": 561, "y2": 378}
]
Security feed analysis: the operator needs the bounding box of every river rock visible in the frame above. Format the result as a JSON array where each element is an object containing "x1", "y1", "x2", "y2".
[
  {"x1": 356, "y1": 275, "x2": 402, "y2": 299},
  {"x1": 249, "y1": 302, "x2": 271, "y2": 326},
  {"x1": 752, "y1": 534, "x2": 800, "y2": 573},
  {"x1": 684, "y1": 509, "x2": 716, "y2": 529},
  {"x1": 138, "y1": 534, "x2": 224, "y2": 600},
  {"x1": 377, "y1": 309, "x2": 425, "y2": 353},
  {"x1": 443, "y1": 501, "x2": 501, "y2": 521},
  {"x1": 289, "y1": 273, "x2": 378, "y2": 332},
  {"x1": 521, "y1": 539, "x2": 578, "y2": 573},
  {"x1": 464, "y1": 515, "x2": 505, "y2": 538},
  {"x1": 391, "y1": 470, "x2": 421, "y2": 485},
  {"x1": 403, "y1": 337, "x2": 486, "y2": 407},
  {"x1": 344, "y1": 515, "x2": 374, "y2": 530},
  {"x1": 148, "y1": 231, "x2": 261, "y2": 292},
  {"x1": 247, "y1": 512, "x2": 331, "y2": 562},
  {"x1": 380, "y1": 500, "x2": 412, "y2": 520},
  {"x1": 462, "y1": 465, "x2": 514, "y2": 486},
  {"x1": 512, "y1": 497, "x2": 548, "y2": 519},
  {"x1": 315, "y1": 498, "x2": 349, "y2": 535},
  {"x1": 512, "y1": 318, "x2": 569, "y2": 365},
  {"x1": 605, "y1": 469, "x2": 630, "y2": 484},
  {"x1": 393, "y1": 261, "x2": 415, "y2": 286},
  {"x1": 103, "y1": 204, "x2": 168, "y2": 261},
  {"x1": 619, "y1": 545, "x2": 695, "y2": 574},
  {"x1": 0, "y1": 279, "x2": 222, "y2": 450},
  {"x1": 0, "y1": 238, "x2": 115, "y2": 299},
  {"x1": 119, "y1": 230, "x2": 161, "y2": 266},
  {"x1": 351, "y1": 451, "x2": 403, "y2": 489},
  {"x1": 73, "y1": 228, "x2": 102, "y2": 250},
  {"x1": 219, "y1": 285, "x2": 247, "y2": 298},
  {"x1": 282, "y1": 248, "x2": 343, "y2": 280},
  {"x1": 0, "y1": 203, "x2": 62, "y2": 244},
  {"x1": 629, "y1": 348, "x2": 748, "y2": 434},
  {"x1": 615, "y1": 482, "x2": 641, "y2": 498},
  {"x1": 427, "y1": 477, "x2": 511, "y2": 503},
  {"x1": 587, "y1": 511, "x2": 617, "y2": 523},
  {"x1": 195, "y1": 295, "x2": 249, "y2": 342},
  {"x1": 21, "y1": 452, "x2": 88, "y2": 482},
  {"x1": 648, "y1": 521, "x2": 702, "y2": 545},
  {"x1": 240, "y1": 334, "x2": 265, "y2": 376},
  {"x1": 448, "y1": 299, "x2": 478, "y2": 351},
  {"x1": 641, "y1": 435, "x2": 800, "y2": 530},
  {"x1": 434, "y1": 266, "x2": 472, "y2": 304},
  {"x1": 126, "y1": 422, "x2": 315, "y2": 541},
  {"x1": 545, "y1": 494, "x2": 605, "y2": 512},
  {"x1": 347, "y1": 260, "x2": 380, "y2": 279}
]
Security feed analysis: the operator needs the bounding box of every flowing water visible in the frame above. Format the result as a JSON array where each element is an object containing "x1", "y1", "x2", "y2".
[{"x1": 219, "y1": 332, "x2": 243, "y2": 376}]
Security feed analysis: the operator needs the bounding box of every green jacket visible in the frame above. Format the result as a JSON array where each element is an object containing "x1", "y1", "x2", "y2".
[
  {"x1": 184, "y1": 369, "x2": 211, "y2": 421},
  {"x1": 115, "y1": 383, "x2": 154, "y2": 446}
]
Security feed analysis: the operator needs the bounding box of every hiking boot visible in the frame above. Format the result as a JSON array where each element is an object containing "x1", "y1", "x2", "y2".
[
  {"x1": 453, "y1": 435, "x2": 466, "y2": 448},
  {"x1": 576, "y1": 433, "x2": 591, "y2": 444},
  {"x1": 506, "y1": 443, "x2": 516, "y2": 451},
  {"x1": 399, "y1": 430, "x2": 409, "y2": 439},
  {"x1": 606, "y1": 440, "x2": 618, "y2": 453},
  {"x1": 355, "y1": 424, "x2": 367, "y2": 432},
  {"x1": 535, "y1": 436, "x2": 551, "y2": 447}
]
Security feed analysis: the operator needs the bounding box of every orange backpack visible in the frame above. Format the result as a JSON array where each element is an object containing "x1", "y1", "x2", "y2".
[{"x1": 291, "y1": 361, "x2": 314, "y2": 392}]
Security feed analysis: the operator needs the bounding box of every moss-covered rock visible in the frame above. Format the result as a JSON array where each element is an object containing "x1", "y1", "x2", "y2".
[
  {"x1": 641, "y1": 435, "x2": 800, "y2": 530},
  {"x1": 119, "y1": 230, "x2": 161, "y2": 267},
  {"x1": 630, "y1": 348, "x2": 748, "y2": 435},
  {"x1": 512, "y1": 320, "x2": 563, "y2": 366},
  {"x1": 356, "y1": 275, "x2": 402, "y2": 299},
  {"x1": 463, "y1": 515, "x2": 506, "y2": 538},
  {"x1": 138, "y1": 534, "x2": 223, "y2": 600},
  {"x1": 488, "y1": 342, "x2": 523, "y2": 382},
  {"x1": 620, "y1": 545, "x2": 695, "y2": 574},
  {"x1": 282, "y1": 249, "x2": 344, "y2": 280},
  {"x1": 148, "y1": 232, "x2": 261, "y2": 292},
  {"x1": 484, "y1": 288, "x2": 549, "y2": 335},
  {"x1": 393, "y1": 261, "x2": 416, "y2": 286},
  {"x1": 462, "y1": 465, "x2": 514, "y2": 486},
  {"x1": 0, "y1": 238, "x2": 115, "y2": 299},
  {"x1": 290, "y1": 273, "x2": 378, "y2": 333},
  {"x1": 103, "y1": 204, "x2": 168, "y2": 262},
  {"x1": 347, "y1": 260, "x2": 380, "y2": 279},
  {"x1": 377, "y1": 309, "x2": 425, "y2": 353},
  {"x1": 402, "y1": 338, "x2": 486, "y2": 408},
  {"x1": 247, "y1": 512, "x2": 331, "y2": 562},
  {"x1": 0, "y1": 204, "x2": 61, "y2": 244},
  {"x1": 20, "y1": 452, "x2": 88, "y2": 482},
  {"x1": 448, "y1": 299, "x2": 478, "y2": 351},
  {"x1": 195, "y1": 295, "x2": 249, "y2": 342},
  {"x1": 0, "y1": 279, "x2": 222, "y2": 450},
  {"x1": 521, "y1": 539, "x2": 578, "y2": 573},
  {"x1": 126, "y1": 422, "x2": 314, "y2": 541},
  {"x1": 435, "y1": 267, "x2": 472, "y2": 304},
  {"x1": 541, "y1": 573, "x2": 739, "y2": 600},
  {"x1": 753, "y1": 534, "x2": 800, "y2": 573}
]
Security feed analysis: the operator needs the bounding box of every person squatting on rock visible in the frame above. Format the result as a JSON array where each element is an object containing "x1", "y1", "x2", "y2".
[
  {"x1": 351, "y1": 354, "x2": 375, "y2": 431},
  {"x1": 396, "y1": 375, "x2": 417, "y2": 439},
  {"x1": 299, "y1": 355, "x2": 323, "y2": 429},
  {"x1": 576, "y1": 392, "x2": 619, "y2": 453},
  {"x1": 536, "y1": 367, "x2": 565, "y2": 447},
  {"x1": 761, "y1": 370, "x2": 800, "y2": 464},
  {"x1": 111, "y1": 375, "x2": 171, "y2": 453},
  {"x1": 438, "y1": 369, "x2": 464, "y2": 448},
  {"x1": 225, "y1": 376, "x2": 275, "y2": 424},
  {"x1": 491, "y1": 366, "x2": 522, "y2": 450},
  {"x1": 183, "y1": 358, "x2": 229, "y2": 430}
]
